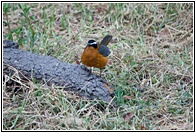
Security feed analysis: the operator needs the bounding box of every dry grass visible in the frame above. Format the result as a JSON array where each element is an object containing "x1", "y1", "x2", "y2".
[{"x1": 3, "y1": 3, "x2": 193, "y2": 130}]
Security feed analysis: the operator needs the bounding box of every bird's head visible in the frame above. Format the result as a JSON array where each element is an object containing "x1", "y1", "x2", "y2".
[{"x1": 87, "y1": 40, "x2": 98, "y2": 49}]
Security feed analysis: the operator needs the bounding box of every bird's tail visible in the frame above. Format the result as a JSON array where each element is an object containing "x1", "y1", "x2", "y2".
[{"x1": 100, "y1": 35, "x2": 112, "y2": 46}]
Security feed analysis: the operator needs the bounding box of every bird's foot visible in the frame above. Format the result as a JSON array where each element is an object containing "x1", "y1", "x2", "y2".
[{"x1": 81, "y1": 65, "x2": 92, "y2": 76}]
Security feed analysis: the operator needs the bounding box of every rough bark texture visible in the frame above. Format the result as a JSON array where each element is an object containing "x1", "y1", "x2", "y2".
[{"x1": 3, "y1": 40, "x2": 114, "y2": 105}]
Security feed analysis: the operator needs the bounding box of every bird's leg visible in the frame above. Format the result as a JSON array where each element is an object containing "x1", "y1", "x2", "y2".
[
  {"x1": 88, "y1": 67, "x2": 92, "y2": 76},
  {"x1": 81, "y1": 65, "x2": 93, "y2": 76},
  {"x1": 99, "y1": 68, "x2": 102, "y2": 77}
]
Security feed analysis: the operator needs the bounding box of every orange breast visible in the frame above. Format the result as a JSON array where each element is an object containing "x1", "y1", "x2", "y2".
[{"x1": 81, "y1": 46, "x2": 108, "y2": 68}]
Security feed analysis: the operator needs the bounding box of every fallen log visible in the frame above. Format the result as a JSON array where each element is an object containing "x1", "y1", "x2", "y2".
[{"x1": 3, "y1": 40, "x2": 114, "y2": 105}]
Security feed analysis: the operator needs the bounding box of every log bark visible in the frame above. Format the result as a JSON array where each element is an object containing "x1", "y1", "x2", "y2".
[{"x1": 3, "y1": 40, "x2": 114, "y2": 105}]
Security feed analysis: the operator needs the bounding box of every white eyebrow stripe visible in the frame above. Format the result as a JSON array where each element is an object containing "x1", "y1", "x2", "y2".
[
  {"x1": 91, "y1": 42, "x2": 97, "y2": 45},
  {"x1": 88, "y1": 41, "x2": 97, "y2": 45}
]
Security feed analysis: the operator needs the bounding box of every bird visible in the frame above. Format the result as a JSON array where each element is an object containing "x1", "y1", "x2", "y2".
[{"x1": 81, "y1": 35, "x2": 112, "y2": 76}]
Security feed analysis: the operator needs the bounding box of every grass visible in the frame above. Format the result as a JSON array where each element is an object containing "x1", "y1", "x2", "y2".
[{"x1": 3, "y1": 3, "x2": 193, "y2": 130}]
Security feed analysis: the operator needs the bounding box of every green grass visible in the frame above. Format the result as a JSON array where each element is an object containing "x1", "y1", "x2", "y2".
[{"x1": 3, "y1": 3, "x2": 193, "y2": 130}]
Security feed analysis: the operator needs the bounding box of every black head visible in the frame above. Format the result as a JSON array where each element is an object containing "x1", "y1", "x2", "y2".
[{"x1": 87, "y1": 40, "x2": 97, "y2": 49}]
